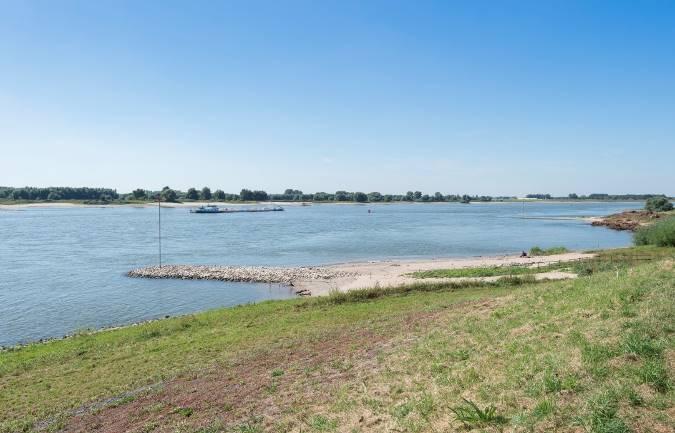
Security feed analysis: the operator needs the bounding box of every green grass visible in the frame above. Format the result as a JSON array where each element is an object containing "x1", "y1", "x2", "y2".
[
  {"x1": 314, "y1": 275, "x2": 536, "y2": 304},
  {"x1": 1, "y1": 247, "x2": 673, "y2": 433},
  {"x1": 634, "y1": 216, "x2": 675, "y2": 247},
  {"x1": 410, "y1": 263, "x2": 560, "y2": 279},
  {"x1": 529, "y1": 245, "x2": 570, "y2": 256}
]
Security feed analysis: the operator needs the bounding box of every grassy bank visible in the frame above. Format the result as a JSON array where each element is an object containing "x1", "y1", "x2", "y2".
[
  {"x1": 635, "y1": 216, "x2": 675, "y2": 247},
  {"x1": 1, "y1": 247, "x2": 673, "y2": 432},
  {"x1": 410, "y1": 264, "x2": 557, "y2": 279}
]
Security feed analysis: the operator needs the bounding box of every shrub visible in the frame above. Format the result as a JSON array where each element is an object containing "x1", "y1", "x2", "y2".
[
  {"x1": 529, "y1": 246, "x2": 569, "y2": 256},
  {"x1": 633, "y1": 217, "x2": 675, "y2": 247},
  {"x1": 645, "y1": 196, "x2": 673, "y2": 212}
]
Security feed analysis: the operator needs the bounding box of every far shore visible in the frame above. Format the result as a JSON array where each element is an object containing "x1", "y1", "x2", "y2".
[{"x1": 0, "y1": 199, "x2": 649, "y2": 210}]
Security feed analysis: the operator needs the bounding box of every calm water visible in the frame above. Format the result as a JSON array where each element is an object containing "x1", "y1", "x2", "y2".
[{"x1": 0, "y1": 201, "x2": 640, "y2": 346}]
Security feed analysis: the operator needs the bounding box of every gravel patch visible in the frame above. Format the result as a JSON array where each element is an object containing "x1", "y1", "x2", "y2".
[{"x1": 127, "y1": 265, "x2": 355, "y2": 284}]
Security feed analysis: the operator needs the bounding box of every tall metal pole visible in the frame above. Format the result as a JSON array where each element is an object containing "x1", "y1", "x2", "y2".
[{"x1": 158, "y1": 196, "x2": 162, "y2": 268}]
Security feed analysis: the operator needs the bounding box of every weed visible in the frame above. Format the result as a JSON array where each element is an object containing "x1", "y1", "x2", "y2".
[
  {"x1": 234, "y1": 417, "x2": 263, "y2": 433},
  {"x1": 194, "y1": 420, "x2": 225, "y2": 433},
  {"x1": 639, "y1": 359, "x2": 671, "y2": 392},
  {"x1": 411, "y1": 263, "x2": 557, "y2": 279},
  {"x1": 529, "y1": 246, "x2": 569, "y2": 256},
  {"x1": 311, "y1": 275, "x2": 538, "y2": 306},
  {"x1": 450, "y1": 398, "x2": 508, "y2": 427},
  {"x1": 108, "y1": 394, "x2": 136, "y2": 408},
  {"x1": 392, "y1": 401, "x2": 413, "y2": 419},
  {"x1": 588, "y1": 392, "x2": 630, "y2": 433},
  {"x1": 450, "y1": 348, "x2": 470, "y2": 361},
  {"x1": 624, "y1": 388, "x2": 643, "y2": 407},
  {"x1": 532, "y1": 399, "x2": 555, "y2": 418},
  {"x1": 309, "y1": 415, "x2": 337, "y2": 431},
  {"x1": 543, "y1": 371, "x2": 562, "y2": 393},
  {"x1": 0, "y1": 419, "x2": 33, "y2": 433},
  {"x1": 139, "y1": 421, "x2": 159, "y2": 433},
  {"x1": 621, "y1": 332, "x2": 663, "y2": 358},
  {"x1": 173, "y1": 406, "x2": 193, "y2": 417},
  {"x1": 416, "y1": 394, "x2": 435, "y2": 419}
]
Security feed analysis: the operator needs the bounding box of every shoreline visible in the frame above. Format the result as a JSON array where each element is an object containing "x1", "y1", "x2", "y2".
[
  {"x1": 129, "y1": 251, "x2": 595, "y2": 296},
  {"x1": 5, "y1": 251, "x2": 594, "y2": 350},
  {"x1": 294, "y1": 251, "x2": 593, "y2": 295}
]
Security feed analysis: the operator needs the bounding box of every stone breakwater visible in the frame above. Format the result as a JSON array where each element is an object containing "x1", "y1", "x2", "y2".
[{"x1": 127, "y1": 265, "x2": 355, "y2": 285}]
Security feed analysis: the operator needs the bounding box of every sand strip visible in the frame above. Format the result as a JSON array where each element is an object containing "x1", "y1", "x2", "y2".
[{"x1": 128, "y1": 252, "x2": 594, "y2": 296}]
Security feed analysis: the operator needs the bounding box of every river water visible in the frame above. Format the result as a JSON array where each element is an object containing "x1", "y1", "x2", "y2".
[{"x1": 0, "y1": 201, "x2": 640, "y2": 346}]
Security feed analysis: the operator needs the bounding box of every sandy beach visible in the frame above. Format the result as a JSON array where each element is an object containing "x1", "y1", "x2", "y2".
[
  {"x1": 293, "y1": 252, "x2": 593, "y2": 295},
  {"x1": 128, "y1": 252, "x2": 594, "y2": 296}
]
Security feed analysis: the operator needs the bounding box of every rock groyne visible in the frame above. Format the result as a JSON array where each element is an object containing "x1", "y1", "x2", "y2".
[
  {"x1": 127, "y1": 265, "x2": 355, "y2": 285},
  {"x1": 590, "y1": 210, "x2": 663, "y2": 231}
]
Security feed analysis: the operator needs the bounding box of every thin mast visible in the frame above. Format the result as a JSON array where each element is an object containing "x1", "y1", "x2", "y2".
[{"x1": 158, "y1": 196, "x2": 162, "y2": 268}]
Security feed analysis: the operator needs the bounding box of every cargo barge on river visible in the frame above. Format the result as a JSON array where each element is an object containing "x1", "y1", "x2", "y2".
[{"x1": 189, "y1": 204, "x2": 284, "y2": 214}]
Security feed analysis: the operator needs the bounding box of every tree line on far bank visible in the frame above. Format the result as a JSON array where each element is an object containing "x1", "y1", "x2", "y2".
[
  {"x1": 527, "y1": 193, "x2": 668, "y2": 201},
  {"x1": 0, "y1": 186, "x2": 671, "y2": 204},
  {"x1": 0, "y1": 186, "x2": 119, "y2": 202},
  {"x1": 140, "y1": 187, "x2": 496, "y2": 203}
]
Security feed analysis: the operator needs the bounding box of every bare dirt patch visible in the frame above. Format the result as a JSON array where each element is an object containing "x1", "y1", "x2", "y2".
[{"x1": 59, "y1": 303, "x2": 471, "y2": 433}]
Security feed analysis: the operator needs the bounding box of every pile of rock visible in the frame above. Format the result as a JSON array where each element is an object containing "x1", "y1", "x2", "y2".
[
  {"x1": 127, "y1": 264, "x2": 354, "y2": 284},
  {"x1": 591, "y1": 210, "x2": 660, "y2": 231}
]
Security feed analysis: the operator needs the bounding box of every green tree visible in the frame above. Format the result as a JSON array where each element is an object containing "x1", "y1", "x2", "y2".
[
  {"x1": 354, "y1": 192, "x2": 368, "y2": 202},
  {"x1": 132, "y1": 188, "x2": 146, "y2": 200},
  {"x1": 201, "y1": 187, "x2": 212, "y2": 200},
  {"x1": 240, "y1": 189, "x2": 268, "y2": 201},
  {"x1": 213, "y1": 189, "x2": 226, "y2": 200},
  {"x1": 334, "y1": 191, "x2": 350, "y2": 201},
  {"x1": 161, "y1": 188, "x2": 177, "y2": 202},
  {"x1": 414, "y1": 191, "x2": 422, "y2": 200},
  {"x1": 645, "y1": 196, "x2": 673, "y2": 212},
  {"x1": 186, "y1": 188, "x2": 199, "y2": 200}
]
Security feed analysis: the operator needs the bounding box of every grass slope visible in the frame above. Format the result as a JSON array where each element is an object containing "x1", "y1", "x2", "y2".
[{"x1": 1, "y1": 247, "x2": 673, "y2": 433}]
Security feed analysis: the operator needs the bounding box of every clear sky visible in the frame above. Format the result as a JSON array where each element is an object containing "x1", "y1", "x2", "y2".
[{"x1": 1, "y1": 1, "x2": 674, "y2": 196}]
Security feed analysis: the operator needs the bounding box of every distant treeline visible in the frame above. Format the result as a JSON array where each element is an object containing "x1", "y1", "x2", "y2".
[
  {"x1": 143, "y1": 187, "x2": 498, "y2": 203},
  {"x1": 526, "y1": 193, "x2": 669, "y2": 200},
  {"x1": 1, "y1": 186, "x2": 670, "y2": 204},
  {"x1": 0, "y1": 186, "x2": 119, "y2": 202},
  {"x1": 0, "y1": 186, "x2": 499, "y2": 203}
]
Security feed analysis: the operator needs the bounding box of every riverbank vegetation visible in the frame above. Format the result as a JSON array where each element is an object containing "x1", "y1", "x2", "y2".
[
  {"x1": 529, "y1": 245, "x2": 570, "y2": 256},
  {"x1": 529, "y1": 193, "x2": 668, "y2": 201},
  {"x1": 645, "y1": 196, "x2": 674, "y2": 212},
  {"x1": 590, "y1": 197, "x2": 675, "y2": 231},
  {"x1": 410, "y1": 263, "x2": 561, "y2": 279},
  {"x1": 634, "y1": 216, "x2": 675, "y2": 247},
  {"x1": 1, "y1": 246, "x2": 673, "y2": 433},
  {"x1": 0, "y1": 187, "x2": 119, "y2": 203},
  {"x1": 2, "y1": 186, "x2": 672, "y2": 205}
]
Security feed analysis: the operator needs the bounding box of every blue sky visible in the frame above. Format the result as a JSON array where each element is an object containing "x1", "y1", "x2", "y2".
[{"x1": 1, "y1": 1, "x2": 674, "y2": 195}]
